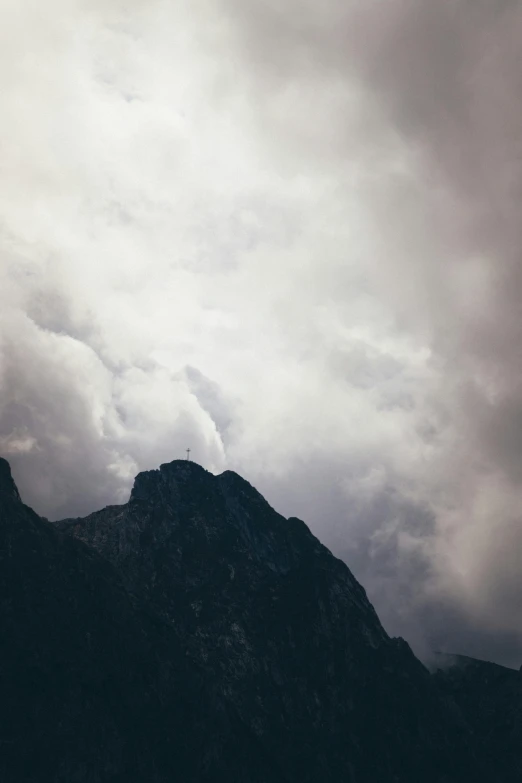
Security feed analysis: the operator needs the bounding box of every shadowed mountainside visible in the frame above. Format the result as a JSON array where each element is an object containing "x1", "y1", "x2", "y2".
[
  {"x1": 1, "y1": 457, "x2": 519, "y2": 781},
  {"x1": 431, "y1": 653, "x2": 522, "y2": 780}
]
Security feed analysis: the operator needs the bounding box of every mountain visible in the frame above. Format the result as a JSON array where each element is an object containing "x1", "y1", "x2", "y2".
[
  {"x1": 431, "y1": 653, "x2": 522, "y2": 781},
  {"x1": 0, "y1": 457, "x2": 518, "y2": 781},
  {"x1": 0, "y1": 457, "x2": 214, "y2": 783}
]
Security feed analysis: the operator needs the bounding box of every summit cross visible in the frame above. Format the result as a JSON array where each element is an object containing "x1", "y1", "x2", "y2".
[{"x1": 186, "y1": 448, "x2": 191, "y2": 461}]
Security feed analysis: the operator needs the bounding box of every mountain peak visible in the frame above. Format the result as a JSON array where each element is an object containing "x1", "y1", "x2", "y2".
[
  {"x1": 129, "y1": 459, "x2": 212, "y2": 502},
  {"x1": 3, "y1": 456, "x2": 516, "y2": 781},
  {"x1": 0, "y1": 457, "x2": 21, "y2": 503}
]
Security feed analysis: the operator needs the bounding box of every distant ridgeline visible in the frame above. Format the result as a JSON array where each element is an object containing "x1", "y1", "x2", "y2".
[{"x1": 0, "y1": 456, "x2": 521, "y2": 782}]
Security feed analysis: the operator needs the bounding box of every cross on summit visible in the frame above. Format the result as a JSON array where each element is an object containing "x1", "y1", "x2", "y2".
[{"x1": 186, "y1": 448, "x2": 191, "y2": 461}]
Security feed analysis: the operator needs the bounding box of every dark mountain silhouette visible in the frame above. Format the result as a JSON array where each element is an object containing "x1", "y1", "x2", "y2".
[{"x1": 0, "y1": 457, "x2": 519, "y2": 781}]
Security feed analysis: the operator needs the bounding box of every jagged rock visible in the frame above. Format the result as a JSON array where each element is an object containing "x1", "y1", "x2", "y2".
[
  {"x1": 0, "y1": 458, "x2": 516, "y2": 781},
  {"x1": 0, "y1": 457, "x2": 21, "y2": 502}
]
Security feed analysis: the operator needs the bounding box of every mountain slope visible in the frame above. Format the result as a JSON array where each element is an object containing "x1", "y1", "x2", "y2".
[
  {"x1": 432, "y1": 653, "x2": 522, "y2": 782},
  {"x1": 0, "y1": 458, "x2": 280, "y2": 783},
  {"x1": 56, "y1": 459, "x2": 485, "y2": 782},
  {"x1": 1, "y1": 456, "x2": 515, "y2": 781}
]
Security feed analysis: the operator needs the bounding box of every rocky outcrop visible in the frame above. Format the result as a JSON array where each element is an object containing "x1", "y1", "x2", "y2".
[
  {"x1": 0, "y1": 457, "x2": 21, "y2": 502},
  {"x1": 0, "y1": 458, "x2": 517, "y2": 781}
]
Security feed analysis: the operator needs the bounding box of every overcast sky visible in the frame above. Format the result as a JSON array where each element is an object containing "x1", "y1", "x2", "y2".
[{"x1": 2, "y1": 0, "x2": 522, "y2": 667}]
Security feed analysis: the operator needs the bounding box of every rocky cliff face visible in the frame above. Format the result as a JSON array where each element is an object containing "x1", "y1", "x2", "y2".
[{"x1": 0, "y1": 457, "x2": 518, "y2": 781}]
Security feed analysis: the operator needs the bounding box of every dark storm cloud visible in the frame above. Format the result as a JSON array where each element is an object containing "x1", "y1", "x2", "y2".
[
  {"x1": 215, "y1": 0, "x2": 522, "y2": 664},
  {"x1": 350, "y1": 2, "x2": 522, "y2": 654}
]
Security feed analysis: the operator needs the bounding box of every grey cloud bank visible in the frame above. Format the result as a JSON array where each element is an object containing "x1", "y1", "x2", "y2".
[{"x1": 2, "y1": 0, "x2": 522, "y2": 667}]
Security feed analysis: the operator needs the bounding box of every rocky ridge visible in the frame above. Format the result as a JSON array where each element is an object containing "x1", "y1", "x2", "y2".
[{"x1": 0, "y1": 457, "x2": 520, "y2": 781}]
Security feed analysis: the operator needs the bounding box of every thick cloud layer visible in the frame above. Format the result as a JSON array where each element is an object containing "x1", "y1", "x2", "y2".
[{"x1": 2, "y1": 0, "x2": 522, "y2": 666}]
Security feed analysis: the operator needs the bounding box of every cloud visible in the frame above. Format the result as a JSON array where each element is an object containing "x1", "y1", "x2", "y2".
[{"x1": 2, "y1": 0, "x2": 522, "y2": 665}]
